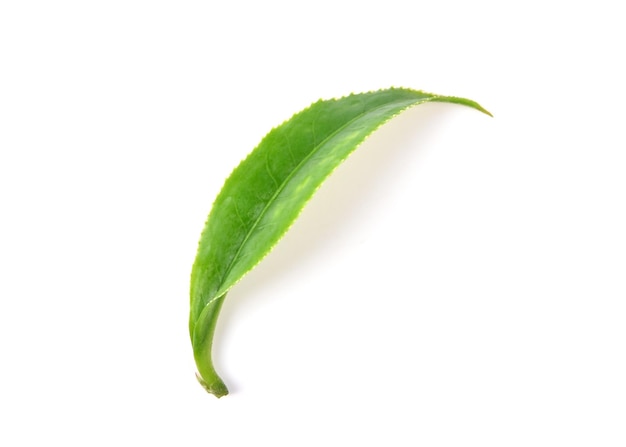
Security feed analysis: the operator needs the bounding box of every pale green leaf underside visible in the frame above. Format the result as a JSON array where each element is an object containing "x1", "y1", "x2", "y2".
[{"x1": 189, "y1": 88, "x2": 490, "y2": 396}]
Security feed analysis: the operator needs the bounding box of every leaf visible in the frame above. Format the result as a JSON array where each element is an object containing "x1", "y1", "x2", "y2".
[{"x1": 190, "y1": 87, "x2": 491, "y2": 397}]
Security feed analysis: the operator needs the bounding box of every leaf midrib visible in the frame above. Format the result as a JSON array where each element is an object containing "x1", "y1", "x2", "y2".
[{"x1": 208, "y1": 96, "x2": 428, "y2": 304}]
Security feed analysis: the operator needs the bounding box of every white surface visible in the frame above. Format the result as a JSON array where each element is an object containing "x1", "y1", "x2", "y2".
[{"x1": 1, "y1": 1, "x2": 625, "y2": 445}]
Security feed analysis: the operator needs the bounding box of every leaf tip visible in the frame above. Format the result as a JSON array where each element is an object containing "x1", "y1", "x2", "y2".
[
  {"x1": 435, "y1": 94, "x2": 493, "y2": 117},
  {"x1": 476, "y1": 104, "x2": 494, "y2": 118}
]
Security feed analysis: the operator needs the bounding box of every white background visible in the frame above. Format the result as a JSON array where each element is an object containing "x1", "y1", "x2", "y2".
[{"x1": 1, "y1": 1, "x2": 625, "y2": 445}]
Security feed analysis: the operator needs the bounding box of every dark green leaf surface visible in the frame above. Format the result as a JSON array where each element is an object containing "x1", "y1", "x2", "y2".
[{"x1": 190, "y1": 88, "x2": 490, "y2": 396}]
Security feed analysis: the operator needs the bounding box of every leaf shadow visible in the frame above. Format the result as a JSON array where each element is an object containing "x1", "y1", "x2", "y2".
[{"x1": 212, "y1": 103, "x2": 454, "y2": 391}]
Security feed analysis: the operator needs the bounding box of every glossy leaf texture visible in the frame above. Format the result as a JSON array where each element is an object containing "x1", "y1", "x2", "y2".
[{"x1": 190, "y1": 87, "x2": 491, "y2": 397}]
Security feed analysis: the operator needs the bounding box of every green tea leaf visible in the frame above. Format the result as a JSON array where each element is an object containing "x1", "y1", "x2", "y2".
[{"x1": 190, "y1": 87, "x2": 491, "y2": 397}]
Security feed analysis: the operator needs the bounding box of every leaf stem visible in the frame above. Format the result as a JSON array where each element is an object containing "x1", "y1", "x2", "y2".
[{"x1": 193, "y1": 294, "x2": 229, "y2": 397}]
